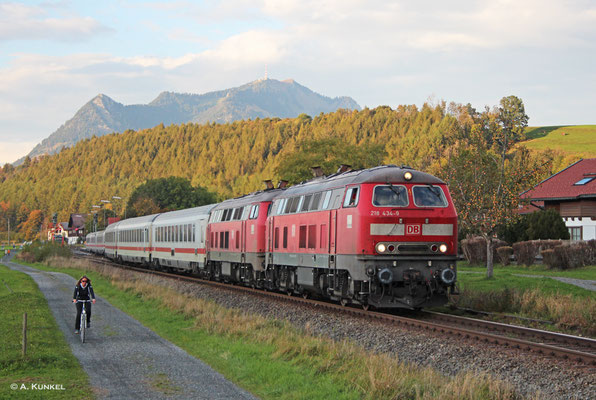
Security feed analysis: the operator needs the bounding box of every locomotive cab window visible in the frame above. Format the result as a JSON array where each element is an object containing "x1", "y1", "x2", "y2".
[
  {"x1": 343, "y1": 187, "x2": 359, "y2": 207},
  {"x1": 412, "y1": 185, "x2": 448, "y2": 207},
  {"x1": 372, "y1": 185, "x2": 408, "y2": 207}
]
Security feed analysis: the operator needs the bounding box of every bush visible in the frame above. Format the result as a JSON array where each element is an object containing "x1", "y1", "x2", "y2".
[
  {"x1": 512, "y1": 239, "x2": 564, "y2": 266},
  {"x1": 540, "y1": 249, "x2": 560, "y2": 269},
  {"x1": 498, "y1": 209, "x2": 570, "y2": 244},
  {"x1": 496, "y1": 246, "x2": 513, "y2": 266},
  {"x1": 512, "y1": 241, "x2": 537, "y2": 266},
  {"x1": 16, "y1": 241, "x2": 72, "y2": 263},
  {"x1": 461, "y1": 237, "x2": 506, "y2": 265}
]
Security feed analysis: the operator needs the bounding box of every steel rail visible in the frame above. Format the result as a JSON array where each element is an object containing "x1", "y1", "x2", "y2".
[
  {"x1": 76, "y1": 252, "x2": 596, "y2": 366},
  {"x1": 422, "y1": 311, "x2": 596, "y2": 351}
]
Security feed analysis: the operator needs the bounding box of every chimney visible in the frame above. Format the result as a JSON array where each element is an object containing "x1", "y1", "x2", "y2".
[
  {"x1": 311, "y1": 166, "x2": 325, "y2": 177},
  {"x1": 263, "y1": 180, "x2": 274, "y2": 190},
  {"x1": 336, "y1": 164, "x2": 352, "y2": 174},
  {"x1": 277, "y1": 180, "x2": 289, "y2": 189}
]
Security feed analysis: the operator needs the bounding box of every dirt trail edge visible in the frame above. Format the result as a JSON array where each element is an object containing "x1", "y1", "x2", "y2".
[{"x1": 2, "y1": 254, "x2": 257, "y2": 400}]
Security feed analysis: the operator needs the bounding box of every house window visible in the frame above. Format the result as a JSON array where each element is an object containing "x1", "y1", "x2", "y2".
[{"x1": 569, "y1": 227, "x2": 582, "y2": 241}]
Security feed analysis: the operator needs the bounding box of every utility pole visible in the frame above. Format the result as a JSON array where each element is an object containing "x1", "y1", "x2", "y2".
[{"x1": 101, "y1": 200, "x2": 110, "y2": 229}]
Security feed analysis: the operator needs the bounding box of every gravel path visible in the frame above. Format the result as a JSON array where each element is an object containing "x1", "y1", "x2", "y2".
[
  {"x1": 2, "y1": 255, "x2": 256, "y2": 400},
  {"x1": 514, "y1": 274, "x2": 596, "y2": 291},
  {"x1": 136, "y1": 273, "x2": 595, "y2": 400}
]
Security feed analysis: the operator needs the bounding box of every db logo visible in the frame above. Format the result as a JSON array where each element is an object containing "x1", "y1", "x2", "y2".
[{"x1": 406, "y1": 225, "x2": 421, "y2": 235}]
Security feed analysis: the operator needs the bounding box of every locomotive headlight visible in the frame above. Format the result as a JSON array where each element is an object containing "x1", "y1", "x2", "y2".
[
  {"x1": 439, "y1": 244, "x2": 448, "y2": 253},
  {"x1": 376, "y1": 243, "x2": 387, "y2": 253},
  {"x1": 404, "y1": 171, "x2": 413, "y2": 181}
]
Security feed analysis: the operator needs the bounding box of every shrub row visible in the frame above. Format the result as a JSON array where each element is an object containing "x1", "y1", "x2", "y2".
[
  {"x1": 541, "y1": 240, "x2": 596, "y2": 269},
  {"x1": 16, "y1": 241, "x2": 72, "y2": 263},
  {"x1": 462, "y1": 237, "x2": 596, "y2": 269},
  {"x1": 511, "y1": 240, "x2": 564, "y2": 266}
]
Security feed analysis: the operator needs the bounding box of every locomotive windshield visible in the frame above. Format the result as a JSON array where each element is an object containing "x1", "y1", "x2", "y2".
[
  {"x1": 372, "y1": 185, "x2": 408, "y2": 206},
  {"x1": 412, "y1": 185, "x2": 448, "y2": 207}
]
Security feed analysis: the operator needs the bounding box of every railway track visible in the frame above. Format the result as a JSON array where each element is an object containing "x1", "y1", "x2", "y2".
[{"x1": 76, "y1": 251, "x2": 596, "y2": 367}]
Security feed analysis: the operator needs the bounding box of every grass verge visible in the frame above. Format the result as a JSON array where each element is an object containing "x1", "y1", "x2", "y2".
[
  {"x1": 451, "y1": 263, "x2": 596, "y2": 336},
  {"x1": 0, "y1": 264, "x2": 93, "y2": 399},
  {"x1": 21, "y1": 256, "x2": 524, "y2": 400}
]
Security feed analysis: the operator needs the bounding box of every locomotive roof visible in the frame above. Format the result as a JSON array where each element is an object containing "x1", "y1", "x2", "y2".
[
  {"x1": 279, "y1": 165, "x2": 446, "y2": 197},
  {"x1": 212, "y1": 188, "x2": 285, "y2": 210}
]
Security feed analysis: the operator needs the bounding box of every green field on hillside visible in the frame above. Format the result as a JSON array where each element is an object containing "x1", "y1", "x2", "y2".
[{"x1": 523, "y1": 125, "x2": 596, "y2": 156}]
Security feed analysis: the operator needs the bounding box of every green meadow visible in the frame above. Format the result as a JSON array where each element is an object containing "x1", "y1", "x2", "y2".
[{"x1": 523, "y1": 125, "x2": 596, "y2": 157}]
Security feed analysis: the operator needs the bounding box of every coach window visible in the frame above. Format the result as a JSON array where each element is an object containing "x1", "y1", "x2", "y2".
[
  {"x1": 241, "y1": 205, "x2": 250, "y2": 220},
  {"x1": 283, "y1": 226, "x2": 288, "y2": 248},
  {"x1": 343, "y1": 187, "x2": 359, "y2": 207},
  {"x1": 235, "y1": 231, "x2": 239, "y2": 249},
  {"x1": 233, "y1": 207, "x2": 242, "y2": 220},
  {"x1": 224, "y1": 231, "x2": 229, "y2": 249}
]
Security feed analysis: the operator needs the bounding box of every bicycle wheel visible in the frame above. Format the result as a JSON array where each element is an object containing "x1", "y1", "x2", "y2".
[{"x1": 80, "y1": 311, "x2": 86, "y2": 343}]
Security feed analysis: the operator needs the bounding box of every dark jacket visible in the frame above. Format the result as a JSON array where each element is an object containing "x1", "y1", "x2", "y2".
[{"x1": 73, "y1": 284, "x2": 95, "y2": 301}]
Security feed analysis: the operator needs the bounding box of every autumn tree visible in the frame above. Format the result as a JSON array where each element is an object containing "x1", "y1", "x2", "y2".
[
  {"x1": 275, "y1": 137, "x2": 386, "y2": 184},
  {"x1": 126, "y1": 177, "x2": 217, "y2": 217},
  {"x1": 18, "y1": 210, "x2": 44, "y2": 241},
  {"x1": 444, "y1": 97, "x2": 548, "y2": 277}
]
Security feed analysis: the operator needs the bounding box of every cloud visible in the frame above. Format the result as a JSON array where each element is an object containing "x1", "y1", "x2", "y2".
[{"x1": 0, "y1": 2, "x2": 112, "y2": 42}]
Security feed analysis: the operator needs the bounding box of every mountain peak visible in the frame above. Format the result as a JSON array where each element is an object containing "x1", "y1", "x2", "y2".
[{"x1": 24, "y1": 80, "x2": 360, "y2": 161}]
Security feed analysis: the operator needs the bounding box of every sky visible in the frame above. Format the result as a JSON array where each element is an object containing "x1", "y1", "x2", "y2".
[{"x1": 1, "y1": 0, "x2": 595, "y2": 165}]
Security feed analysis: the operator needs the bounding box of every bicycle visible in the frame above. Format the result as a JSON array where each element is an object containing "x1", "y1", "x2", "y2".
[{"x1": 76, "y1": 300, "x2": 92, "y2": 343}]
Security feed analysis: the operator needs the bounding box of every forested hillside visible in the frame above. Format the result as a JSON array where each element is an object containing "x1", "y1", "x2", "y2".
[{"x1": 0, "y1": 101, "x2": 575, "y2": 240}]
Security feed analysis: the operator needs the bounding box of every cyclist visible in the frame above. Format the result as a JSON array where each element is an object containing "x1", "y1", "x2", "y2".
[{"x1": 73, "y1": 275, "x2": 96, "y2": 334}]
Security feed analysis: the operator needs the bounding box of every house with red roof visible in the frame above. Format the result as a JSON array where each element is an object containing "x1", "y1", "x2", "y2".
[{"x1": 521, "y1": 158, "x2": 596, "y2": 241}]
